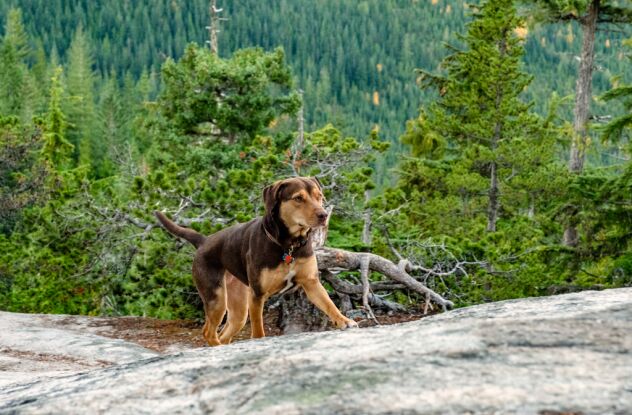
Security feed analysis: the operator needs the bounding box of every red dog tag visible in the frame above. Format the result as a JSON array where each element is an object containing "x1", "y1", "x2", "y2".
[{"x1": 283, "y1": 253, "x2": 294, "y2": 264}]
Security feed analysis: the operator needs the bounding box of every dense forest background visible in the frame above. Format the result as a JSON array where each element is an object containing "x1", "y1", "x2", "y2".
[
  {"x1": 0, "y1": 0, "x2": 630, "y2": 321},
  {"x1": 1, "y1": 0, "x2": 629, "y2": 169}
]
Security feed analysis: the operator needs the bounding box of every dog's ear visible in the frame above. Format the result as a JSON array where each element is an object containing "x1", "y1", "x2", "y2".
[
  {"x1": 263, "y1": 181, "x2": 286, "y2": 215},
  {"x1": 263, "y1": 183, "x2": 276, "y2": 214},
  {"x1": 311, "y1": 176, "x2": 323, "y2": 190}
]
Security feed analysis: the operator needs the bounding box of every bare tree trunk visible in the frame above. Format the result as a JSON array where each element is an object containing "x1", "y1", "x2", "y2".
[
  {"x1": 565, "y1": 0, "x2": 599, "y2": 246},
  {"x1": 208, "y1": 0, "x2": 219, "y2": 54},
  {"x1": 486, "y1": 37, "x2": 506, "y2": 233},
  {"x1": 362, "y1": 190, "x2": 372, "y2": 247},
  {"x1": 316, "y1": 248, "x2": 454, "y2": 310},
  {"x1": 487, "y1": 160, "x2": 499, "y2": 232},
  {"x1": 569, "y1": 0, "x2": 599, "y2": 174},
  {"x1": 290, "y1": 90, "x2": 305, "y2": 176}
]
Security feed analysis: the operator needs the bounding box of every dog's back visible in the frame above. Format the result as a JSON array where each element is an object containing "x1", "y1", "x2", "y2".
[{"x1": 155, "y1": 211, "x2": 259, "y2": 285}]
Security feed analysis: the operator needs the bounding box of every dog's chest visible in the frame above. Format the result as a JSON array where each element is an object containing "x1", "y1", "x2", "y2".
[{"x1": 258, "y1": 256, "x2": 316, "y2": 296}]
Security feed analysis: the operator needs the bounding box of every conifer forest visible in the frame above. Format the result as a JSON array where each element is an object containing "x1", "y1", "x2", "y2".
[{"x1": 0, "y1": 0, "x2": 631, "y2": 321}]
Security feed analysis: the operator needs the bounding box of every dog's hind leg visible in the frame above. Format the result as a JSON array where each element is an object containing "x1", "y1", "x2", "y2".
[
  {"x1": 201, "y1": 287, "x2": 226, "y2": 346},
  {"x1": 219, "y1": 272, "x2": 249, "y2": 344},
  {"x1": 248, "y1": 292, "x2": 267, "y2": 338},
  {"x1": 194, "y1": 258, "x2": 227, "y2": 347}
]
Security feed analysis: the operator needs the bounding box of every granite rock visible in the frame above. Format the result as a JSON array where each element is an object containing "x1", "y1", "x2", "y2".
[{"x1": 1, "y1": 288, "x2": 631, "y2": 414}]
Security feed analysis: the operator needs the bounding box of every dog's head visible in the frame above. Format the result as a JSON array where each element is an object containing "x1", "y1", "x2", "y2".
[{"x1": 263, "y1": 177, "x2": 327, "y2": 238}]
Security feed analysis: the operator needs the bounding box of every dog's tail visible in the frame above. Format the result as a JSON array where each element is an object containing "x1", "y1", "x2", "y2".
[{"x1": 154, "y1": 211, "x2": 206, "y2": 248}]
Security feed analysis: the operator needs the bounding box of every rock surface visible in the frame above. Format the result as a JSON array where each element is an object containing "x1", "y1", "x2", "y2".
[
  {"x1": 1, "y1": 288, "x2": 632, "y2": 414},
  {"x1": 0, "y1": 312, "x2": 159, "y2": 389}
]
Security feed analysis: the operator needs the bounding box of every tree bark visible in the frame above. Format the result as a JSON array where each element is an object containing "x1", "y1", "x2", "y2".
[
  {"x1": 569, "y1": 0, "x2": 599, "y2": 174},
  {"x1": 487, "y1": 160, "x2": 499, "y2": 232},
  {"x1": 486, "y1": 37, "x2": 506, "y2": 233},
  {"x1": 362, "y1": 190, "x2": 372, "y2": 247},
  {"x1": 208, "y1": 0, "x2": 219, "y2": 54},
  {"x1": 565, "y1": 0, "x2": 600, "y2": 246}
]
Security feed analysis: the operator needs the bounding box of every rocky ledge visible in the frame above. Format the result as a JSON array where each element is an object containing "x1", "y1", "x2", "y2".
[{"x1": 1, "y1": 288, "x2": 631, "y2": 414}]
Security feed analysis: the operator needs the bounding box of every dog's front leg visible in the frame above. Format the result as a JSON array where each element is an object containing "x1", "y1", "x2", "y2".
[
  {"x1": 299, "y1": 277, "x2": 358, "y2": 329},
  {"x1": 296, "y1": 256, "x2": 358, "y2": 329},
  {"x1": 248, "y1": 291, "x2": 267, "y2": 338}
]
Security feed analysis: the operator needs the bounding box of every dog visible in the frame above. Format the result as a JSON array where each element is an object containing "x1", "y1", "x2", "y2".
[{"x1": 155, "y1": 176, "x2": 358, "y2": 346}]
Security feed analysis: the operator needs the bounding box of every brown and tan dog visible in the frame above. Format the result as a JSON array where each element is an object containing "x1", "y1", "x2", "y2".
[{"x1": 155, "y1": 176, "x2": 358, "y2": 346}]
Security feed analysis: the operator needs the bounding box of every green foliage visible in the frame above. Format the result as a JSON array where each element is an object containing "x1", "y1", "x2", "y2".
[
  {"x1": 370, "y1": 0, "x2": 630, "y2": 306},
  {"x1": 0, "y1": 117, "x2": 50, "y2": 234},
  {"x1": 159, "y1": 45, "x2": 299, "y2": 141},
  {"x1": 0, "y1": 2, "x2": 630, "y2": 319},
  {"x1": 0, "y1": 0, "x2": 628, "y2": 172},
  {"x1": 523, "y1": 0, "x2": 632, "y2": 23},
  {"x1": 64, "y1": 25, "x2": 98, "y2": 171},
  {"x1": 599, "y1": 39, "x2": 632, "y2": 143},
  {"x1": 0, "y1": 8, "x2": 39, "y2": 121},
  {"x1": 42, "y1": 66, "x2": 73, "y2": 168}
]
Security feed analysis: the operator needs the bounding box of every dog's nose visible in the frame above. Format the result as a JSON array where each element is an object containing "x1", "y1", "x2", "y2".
[{"x1": 317, "y1": 211, "x2": 328, "y2": 222}]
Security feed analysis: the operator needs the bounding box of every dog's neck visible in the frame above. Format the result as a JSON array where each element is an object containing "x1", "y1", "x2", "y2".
[{"x1": 263, "y1": 213, "x2": 311, "y2": 249}]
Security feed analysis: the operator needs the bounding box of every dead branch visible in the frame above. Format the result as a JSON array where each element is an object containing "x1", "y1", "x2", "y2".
[
  {"x1": 359, "y1": 255, "x2": 378, "y2": 322},
  {"x1": 321, "y1": 271, "x2": 406, "y2": 312},
  {"x1": 315, "y1": 247, "x2": 454, "y2": 311}
]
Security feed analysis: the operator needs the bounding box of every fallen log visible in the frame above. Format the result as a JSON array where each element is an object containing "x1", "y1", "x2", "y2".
[{"x1": 315, "y1": 247, "x2": 454, "y2": 311}]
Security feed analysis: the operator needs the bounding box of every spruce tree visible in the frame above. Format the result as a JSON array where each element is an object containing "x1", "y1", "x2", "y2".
[
  {"x1": 0, "y1": 8, "x2": 36, "y2": 121},
  {"x1": 65, "y1": 26, "x2": 97, "y2": 169},
  {"x1": 522, "y1": 0, "x2": 632, "y2": 172},
  {"x1": 599, "y1": 38, "x2": 632, "y2": 144},
  {"x1": 521, "y1": 0, "x2": 632, "y2": 245},
  {"x1": 42, "y1": 67, "x2": 73, "y2": 169},
  {"x1": 414, "y1": 0, "x2": 542, "y2": 232}
]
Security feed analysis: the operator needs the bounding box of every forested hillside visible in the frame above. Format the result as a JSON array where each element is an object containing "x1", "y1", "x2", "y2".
[
  {"x1": 0, "y1": 0, "x2": 628, "y2": 150},
  {"x1": 0, "y1": 0, "x2": 630, "y2": 328}
]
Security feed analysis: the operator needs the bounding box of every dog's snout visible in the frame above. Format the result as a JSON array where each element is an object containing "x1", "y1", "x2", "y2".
[{"x1": 317, "y1": 211, "x2": 328, "y2": 222}]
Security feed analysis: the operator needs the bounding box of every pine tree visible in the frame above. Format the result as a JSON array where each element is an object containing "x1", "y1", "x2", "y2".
[
  {"x1": 414, "y1": 0, "x2": 542, "y2": 232},
  {"x1": 521, "y1": 0, "x2": 632, "y2": 245},
  {"x1": 158, "y1": 44, "x2": 300, "y2": 145},
  {"x1": 65, "y1": 26, "x2": 97, "y2": 169},
  {"x1": 42, "y1": 66, "x2": 73, "y2": 169},
  {"x1": 0, "y1": 8, "x2": 35, "y2": 120},
  {"x1": 97, "y1": 71, "x2": 128, "y2": 176},
  {"x1": 2, "y1": 8, "x2": 30, "y2": 60},
  {"x1": 599, "y1": 38, "x2": 632, "y2": 144},
  {"x1": 522, "y1": 0, "x2": 632, "y2": 172}
]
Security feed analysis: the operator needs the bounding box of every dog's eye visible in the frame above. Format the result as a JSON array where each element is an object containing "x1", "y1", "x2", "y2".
[{"x1": 293, "y1": 195, "x2": 303, "y2": 202}]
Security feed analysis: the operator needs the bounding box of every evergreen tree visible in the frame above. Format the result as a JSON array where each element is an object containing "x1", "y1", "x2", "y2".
[
  {"x1": 65, "y1": 26, "x2": 97, "y2": 169},
  {"x1": 523, "y1": 0, "x2": 632, "y2": 172},
  {"x1": 0, "y1": 8, "x2": 36, "y2": 121},
  {"x1": 158, "y1": 44, "x2": 300, "y2": 146},
  {"x1": 1, "y1": 0, "x2": 628, "y2": 150},
  {"x1": 522, "y1": 0, "x2": 632, "y2": 245},
  {"x1": 599, "y1": 38, "x2": 632, "y2": 143},
  {"x1": 42, "y1": 66, "x2": 73, "y2": 169},
  {"x1": 414, "y1": 0, "x2": 544, "y2": 232},
  {"x1": 2, "y1": 8, "x2": 29, "y2": 60}
]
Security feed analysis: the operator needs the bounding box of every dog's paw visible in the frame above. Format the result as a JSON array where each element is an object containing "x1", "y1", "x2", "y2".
[{"x1": 340, "y1": 319, "x2": 359, "y2": 330}]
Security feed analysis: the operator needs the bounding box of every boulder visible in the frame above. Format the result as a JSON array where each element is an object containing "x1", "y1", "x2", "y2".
[
  {"x1": 0, "y1": 312, "x2": 158, "y2": 389},
  {"x1": 1, "y1": 288, "x2": 631, "y2": 414}
]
